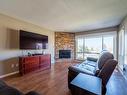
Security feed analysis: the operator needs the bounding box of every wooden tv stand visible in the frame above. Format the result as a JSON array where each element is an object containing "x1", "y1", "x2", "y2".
[{"x1": 19, "y1": 54, "x2": 51, "y2": 75}]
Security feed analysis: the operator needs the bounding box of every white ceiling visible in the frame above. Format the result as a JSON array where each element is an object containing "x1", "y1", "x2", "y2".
[{"x1": 0, "y1": 0, "x2": 127, "y2": 32}]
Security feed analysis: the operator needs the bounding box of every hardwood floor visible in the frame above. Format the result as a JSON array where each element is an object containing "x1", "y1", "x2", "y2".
[
  {"x1": 4, "y1": 61, "x2": 127, "y2": 95},
  {"x1": 106, "y1": 70, "x2": 127, "y2": 95}
]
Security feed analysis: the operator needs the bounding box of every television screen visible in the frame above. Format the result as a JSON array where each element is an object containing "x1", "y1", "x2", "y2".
[{"x1": 20, "y1": 30, "x2": 48, "y2": 49}]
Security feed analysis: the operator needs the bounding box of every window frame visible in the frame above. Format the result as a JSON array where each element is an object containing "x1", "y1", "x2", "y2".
[{"x1": 75, "y1": 31, "x2": 117, "y2": 60}]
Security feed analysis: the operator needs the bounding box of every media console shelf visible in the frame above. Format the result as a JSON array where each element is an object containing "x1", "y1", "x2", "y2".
[{"x1": 19, "y1": 54, "x2": 51, "y2": 75}]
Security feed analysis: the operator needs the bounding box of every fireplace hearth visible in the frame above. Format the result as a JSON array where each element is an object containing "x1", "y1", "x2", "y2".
[{"x1": 59, "y1": 50, "x2": 71, "y2": 58}]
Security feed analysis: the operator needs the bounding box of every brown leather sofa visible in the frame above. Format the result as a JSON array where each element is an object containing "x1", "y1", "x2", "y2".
[
  {"x1": 68, "y1": 52, "x2": 118, "y2": 94},
  {"x1": 97, "y1": 59, "x2": 118, "y2": 94}
]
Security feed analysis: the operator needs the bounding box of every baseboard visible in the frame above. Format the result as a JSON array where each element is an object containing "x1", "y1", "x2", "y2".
[
  {"x1": 0, "y1": 71, "x2": 19, "y2": 78},
  {"x1": 117, "y1": 66, "x2": 127, "y2": 81}
]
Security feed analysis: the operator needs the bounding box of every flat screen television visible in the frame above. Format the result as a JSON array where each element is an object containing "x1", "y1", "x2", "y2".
[{"x1": 20, "y1": 30, "x2": 48, "y2": 49}]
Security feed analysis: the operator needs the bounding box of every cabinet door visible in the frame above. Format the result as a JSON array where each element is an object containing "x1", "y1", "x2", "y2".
[
  {"x1": 39, "y1": 55, "x2": 51, "y2": 68},
  {"x1": 24, "y1": 56, "x2": 39, "y2": 73},
  {"x1": 19, "y1": 58, "x2": 25, "y2": 75}
]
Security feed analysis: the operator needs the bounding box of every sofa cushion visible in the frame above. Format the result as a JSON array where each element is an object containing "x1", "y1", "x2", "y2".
[
  {"x1": 0, "y1": 86, "x2": 24, "y2": 95},
  {"x1": 97, "y1": 52, "x2": 114, "y2": 69},
  {"x1": 25, "y1": 91, "x2": 40, "y2": 95},
  {"x1": 0, "y1": 79, "x2": 7, "y2": 88},
  {"x1": 69, "y1": 63, "x2": 96, "y2": 75},
  {"x1": 87, "y1": 57, "x2": 98, "y2": 62},
  {"x1": 85, "y1": 60, "x2": 97, "y2": 67},
  {"x1": 0, "y1": 80, "x2": 40, "y2": 95}
]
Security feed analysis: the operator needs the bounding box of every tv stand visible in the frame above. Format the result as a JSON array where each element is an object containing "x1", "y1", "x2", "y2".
[{"x1": 19, "y1": 54, "x2": 51, "y2": 75}]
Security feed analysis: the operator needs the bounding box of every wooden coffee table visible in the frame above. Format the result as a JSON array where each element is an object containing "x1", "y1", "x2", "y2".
[{"x1": 70, "y1": 73, "x2": 102, "y2": 95}]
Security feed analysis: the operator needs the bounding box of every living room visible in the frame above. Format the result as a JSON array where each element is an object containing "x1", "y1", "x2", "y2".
[{"x1": 0, "y1": 0, "x2": 127, "y2": 95}]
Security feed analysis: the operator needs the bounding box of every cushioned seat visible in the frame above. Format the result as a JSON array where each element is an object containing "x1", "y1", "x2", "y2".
[
  {"x1": 69, "y1": 59, "x2": 118, "y2": 95},
  {"x1": 69, "y1": 63, "x2": 96, "y2": 75},
  {"x1": 68, "y1": 51, "x2": 114, "y2": 89},
  {"x1": 0, "y1": 80, "x2": 7, "y2": 88},
  {"x1": 0, "y1": 86, "x2": 24, "y2": 95},
  {"x1": 84, "y1": 60, "x2": 97, "y2": 67},
  {"x1": 68, "y1": 51, "x2": 118, "y2": 94},
  {"x1": 0, "y1": 79, "x2": 40, "y2": 95}
]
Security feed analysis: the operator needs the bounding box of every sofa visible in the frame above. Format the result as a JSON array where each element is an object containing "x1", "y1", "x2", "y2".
[
  {"x1": 68, "y1": 51, "x2": 118, "y2": 94},
  {"x1": 0, "y1": 79, "x2": 40, "y2": 95}
]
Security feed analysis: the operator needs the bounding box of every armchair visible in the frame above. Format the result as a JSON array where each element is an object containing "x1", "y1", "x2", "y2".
[
  {"x1": 68, "y1": 51, "x2": 117, "y2": 94},
  {"x1": 97, "y1": 59, "x2": 118, "y2": 94}
]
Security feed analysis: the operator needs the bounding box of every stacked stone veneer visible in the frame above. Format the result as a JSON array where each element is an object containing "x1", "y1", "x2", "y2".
[{"x1": 55, "y1": 32, "x2": 75, "y2": 59}]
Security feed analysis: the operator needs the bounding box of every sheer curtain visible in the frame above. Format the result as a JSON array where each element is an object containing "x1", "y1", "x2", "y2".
[
  {"x1": 124, "y1": 28, "x2": 127, "y2": 73},
  {"x1": 118, "y1": 26, "x2": 125, "y2": 71}
]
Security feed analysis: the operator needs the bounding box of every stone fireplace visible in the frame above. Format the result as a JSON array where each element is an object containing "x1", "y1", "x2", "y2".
[
  {"x1": 59, "y1": 50, "x2": 71, "y2": 58},
  {"x1": 55, "y1": 32, "x2": 75, "y2": 60}
]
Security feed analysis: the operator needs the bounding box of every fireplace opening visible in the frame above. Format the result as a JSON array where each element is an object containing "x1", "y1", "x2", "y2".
[{"x1": 59, "y1": 50, "x2": 71, "y2": 58}]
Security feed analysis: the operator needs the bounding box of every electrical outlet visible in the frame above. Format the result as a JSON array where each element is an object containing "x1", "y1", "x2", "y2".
[
  {"x1": 11, "y1": 64, "x2": 14, "y2": 68},
  {"x1": 16, "y1": 64, "x2": 19, "y2": 67}
]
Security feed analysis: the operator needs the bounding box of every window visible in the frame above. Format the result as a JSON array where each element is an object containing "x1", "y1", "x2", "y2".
[
  {"x1": 76, "y1": 53, "x2": 84, "y2": 60},
  {"x1": 76, "y1": 38, "x2": 83, "y2": 52},
  {"x1": 103, "y1": 36, "x2": 114, "y2": 53},
  {"x1": 76, "y1": 38, "x2": 84, "y2": 60},
  {"x1": 84, "y1": 37, "x2": 102, "y2": 59},
  {"x1": 76, "y1": 32, "x2": 116, "y2": 60},
  {"x1": 85, "y1": 37, "x2": 102, "y2": 53},
  {"x1": 125, "y1": 30, "x2": 127, "y2": 65}
]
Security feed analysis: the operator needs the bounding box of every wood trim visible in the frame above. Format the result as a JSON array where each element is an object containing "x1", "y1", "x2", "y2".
[{"x1": 0, "y1": 71, "x2": 19, "y2": 78}]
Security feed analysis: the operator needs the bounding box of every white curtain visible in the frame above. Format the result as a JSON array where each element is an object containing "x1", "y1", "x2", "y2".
[{"x1": 118, "y1": 26, "x2": 125, "y2": 71}]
